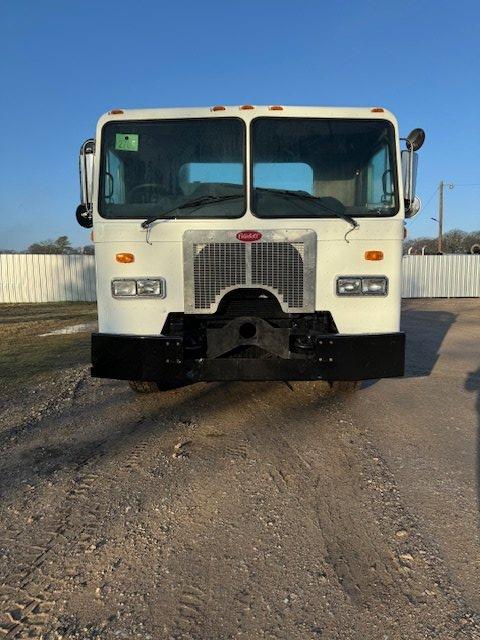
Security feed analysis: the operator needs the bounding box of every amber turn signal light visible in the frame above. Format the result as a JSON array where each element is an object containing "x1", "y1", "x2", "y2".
[
  {"x1": 365, "y1": 250, "x2": 384, "y2": 261},
  {"x1": 116, "y1": 252, "x2": 135, "y2": 263}
]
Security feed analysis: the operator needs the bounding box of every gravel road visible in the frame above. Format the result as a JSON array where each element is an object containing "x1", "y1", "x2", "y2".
[{"x1": 0, "y1": 299, "x2": 479, "y2": 639}]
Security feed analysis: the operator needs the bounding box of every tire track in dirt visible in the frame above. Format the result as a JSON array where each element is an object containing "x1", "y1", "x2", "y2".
[
  {"x1": 136, "y1": 382, "x2": 404, "y2": 637},
  {"x1": 0, "y1": 367, "x2": 90, "y2": 454},
  {"x1": 0, "y1": 436, "x2": 109, "y2": 638},
  {"x1": 151, "y1": 380, "x2": 478, "y2": 638},
  {"x1": 245, "y1": 385, "x2": 480, "y2": 637},
  {"x1": 0, "y1": 390, "x2": 141, "y2": 636},
  {"x1": 1, "y1": 375, "x2": 479, "y2": 638},
  {"x1": 169, "y1": 584, "x2": 207, "y2": 639},
  {"x1": 150, "y1": 384, "x2": 335, "y2": 638},
  {"x1": 0, "y1": 383, "x2": 187, "y2": 638}
]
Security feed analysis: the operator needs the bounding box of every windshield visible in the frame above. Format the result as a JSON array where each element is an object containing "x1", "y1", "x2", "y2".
[
  {"x1": 251, "y1": 118, "x2": 398, "y2": 218},
  {"x1": 99, "y1": 118, "x2": 245, "y2": 219}
]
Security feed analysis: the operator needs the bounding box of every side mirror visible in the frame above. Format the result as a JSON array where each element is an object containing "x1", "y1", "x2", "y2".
[
  {"x1": 76, "y1": 204, "x2": 93, "y2": 228},
  {"x1": 406, "y1": 128, "x2": 425, "y2": 151},
  {"x1": 401, "y1": 127, "x2": 425, "y2": 218},
  {"x1": 76, "y1": 138, "x2": 95, "y2": 228},
  {"x1": 402, "y1": 149, "x2": 418, "y2": 195},
  {"x1": 406, "y1": 195, "x2": 421, "y2": 219}
]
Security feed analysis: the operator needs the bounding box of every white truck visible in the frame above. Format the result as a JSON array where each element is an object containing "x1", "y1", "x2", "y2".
[{"x1": 76, "y1": 105, "x2": 424, "y2": 393}]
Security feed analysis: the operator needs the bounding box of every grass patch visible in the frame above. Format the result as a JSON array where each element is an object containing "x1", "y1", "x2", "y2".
[{"x1": 0, "y1": 303, "x2": 97, "y2": 388}]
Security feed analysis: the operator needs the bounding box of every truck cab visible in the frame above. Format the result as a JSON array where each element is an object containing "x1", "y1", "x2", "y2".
[{"x1": 76, "y1": 105, "x2": 424, "y2": 391}]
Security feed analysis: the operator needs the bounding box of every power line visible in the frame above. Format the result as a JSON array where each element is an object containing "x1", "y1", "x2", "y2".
[
  {"x1": 407, "y1": 181, "x2": 479, "y2": 227},
  {"x1": 407, "y1": 185, "x2": 439, "y2": 226},
  {"x1": 421, "y1": 185, "x2": 440, "y2": 211}
]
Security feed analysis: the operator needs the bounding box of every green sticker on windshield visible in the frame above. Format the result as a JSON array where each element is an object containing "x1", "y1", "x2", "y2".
[{"x1": 115, "y1": 133, "x2": 139, "y2": 151}]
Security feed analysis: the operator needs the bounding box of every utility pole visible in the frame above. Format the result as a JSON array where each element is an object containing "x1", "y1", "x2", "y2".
[
  {"x1": 436, "y1": 181, "x2": 454, "y2": 254},
  {"x1": 438, "y1": 180, "x2": 444, "y2": 253}
]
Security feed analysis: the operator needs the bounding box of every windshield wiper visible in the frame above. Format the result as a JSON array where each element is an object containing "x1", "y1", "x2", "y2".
[
  {"x1": 254, "y1": 187, "x2": 359, "y2": 231},
  {"x1": 141, "y1": 194, "x2": 243, "y2": 229}
]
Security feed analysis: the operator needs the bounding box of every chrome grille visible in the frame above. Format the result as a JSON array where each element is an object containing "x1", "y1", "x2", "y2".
[
  {"x1": 193, "y1": 243, "x2": 246, "y2": 309},
  {"x1": 184, "y1": 230, "x2": 316, "y2": 314},
  {"x1": 251, "y1": 242, "x2": 304, "y2": 308}
]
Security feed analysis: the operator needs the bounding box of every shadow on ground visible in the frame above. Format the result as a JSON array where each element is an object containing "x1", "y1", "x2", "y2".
[
  {"x1": 0, "y1": 377, "x2": 341, "y2": 499},
  {"x1": 465, "y1": 365, "x2": 480, "y2": 518},
  {"x1": 401, "y1": 308, "x2": 456, "y2": 377},
  {"x1": 362, "y1": 307, "x2": 456, "y2": 390}
]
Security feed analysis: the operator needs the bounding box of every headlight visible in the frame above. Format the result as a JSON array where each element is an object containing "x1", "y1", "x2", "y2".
[
  {"x1": 337, "y1": 276, "x2": 388, "y2": 296},
  {"x1": 362, "y1": 277, "x2": 388, "y2": 295},
  {"x1": 337, "y1": 277, "x2": 362, "y2": 295},
  {"x1": 112, "y1": 279, "x2": 136, "y2": 297},
  {"x1": 111, "y1": 278, "x2": 166, "y2": 298},
  {"x1": 136, "y1": 279, "x2": 165, "y2": 297}
]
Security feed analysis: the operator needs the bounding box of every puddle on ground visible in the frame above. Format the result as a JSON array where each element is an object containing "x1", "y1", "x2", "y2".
[{"x1": 38, "y1": 322, "x2": 97, "y2": 337}]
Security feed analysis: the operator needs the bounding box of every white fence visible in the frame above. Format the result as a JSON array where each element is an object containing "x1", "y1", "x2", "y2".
[
  {"x1": 0, "y1": 254, "x2": 96, "y2": 303},
  {"x1": 0, "y1": 253, "x2": 479, "y2": 303},
  {"x1": 402, "y1": 254, "x2": 480, "y2": 298}
]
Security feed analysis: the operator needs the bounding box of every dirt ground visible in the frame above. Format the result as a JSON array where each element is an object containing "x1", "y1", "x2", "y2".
[{"x1": 0, "y1": 299, "x2": 479, "y2": 639}]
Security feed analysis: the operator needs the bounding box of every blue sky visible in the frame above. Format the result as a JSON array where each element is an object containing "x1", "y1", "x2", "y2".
[{"x1": 1, "y1": 0, "x2": 479, "y2": 250}]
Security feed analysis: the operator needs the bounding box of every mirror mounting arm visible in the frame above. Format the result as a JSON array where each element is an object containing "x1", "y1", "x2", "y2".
[
  {"x1": 400, "y1": 128, "x2": 425, "y2": 219},
  {"x1": 76, "y1": 138, "x2": 95, "y2": 228}
]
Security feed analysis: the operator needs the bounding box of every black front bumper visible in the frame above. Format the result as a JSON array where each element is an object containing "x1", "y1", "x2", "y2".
[{"x1": 91, "y1": 332, "x2": 405, "y2": 383}]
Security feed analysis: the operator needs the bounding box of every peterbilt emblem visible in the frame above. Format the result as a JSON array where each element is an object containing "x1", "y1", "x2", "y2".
[{"x1": 236, "y1": 231, "x2": 262, "y2": 242}]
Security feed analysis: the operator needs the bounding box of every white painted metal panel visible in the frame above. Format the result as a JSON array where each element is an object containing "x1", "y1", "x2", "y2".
[
  {"x1": 0, "y1": 254, "x2": 97, "y2": 303},
  {"x1": 402, "y1": 255, "x2": 480, "y2": 298}
]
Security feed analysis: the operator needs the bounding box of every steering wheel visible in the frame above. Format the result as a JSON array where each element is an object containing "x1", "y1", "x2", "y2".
[{"x1": 128, "y1": 183, "x2": 169, "y2": 203}]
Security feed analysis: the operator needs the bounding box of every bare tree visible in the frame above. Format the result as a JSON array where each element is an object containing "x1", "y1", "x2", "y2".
[
  {"x1": 27, "y1": 236, "x2": 73, "y2": 254},
  {"x1": 404, "y1": 229, "x2": 480, "y2": 254}
]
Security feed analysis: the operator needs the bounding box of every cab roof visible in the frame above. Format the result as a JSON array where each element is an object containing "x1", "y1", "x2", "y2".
[{"x1": 98, "y1": 105, "x2": 398, "y2": 129}]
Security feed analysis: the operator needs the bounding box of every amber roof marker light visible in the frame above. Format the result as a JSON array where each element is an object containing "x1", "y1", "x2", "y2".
[
  {"x1": 109, "y1": 109, "x2": 124, "y2": 115},
  {"x1": 269, "y1": 106, "x2": 284, "y2": 111},
  {"x1": 371, "y1": 107, "x2": 385, "y2": 113},
  {"x1": 211, "y1": 105, "x2": 226, "y2": 112},
  {"x1": 239, "y1": 105, "x2": 255, "y2": 110}
]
